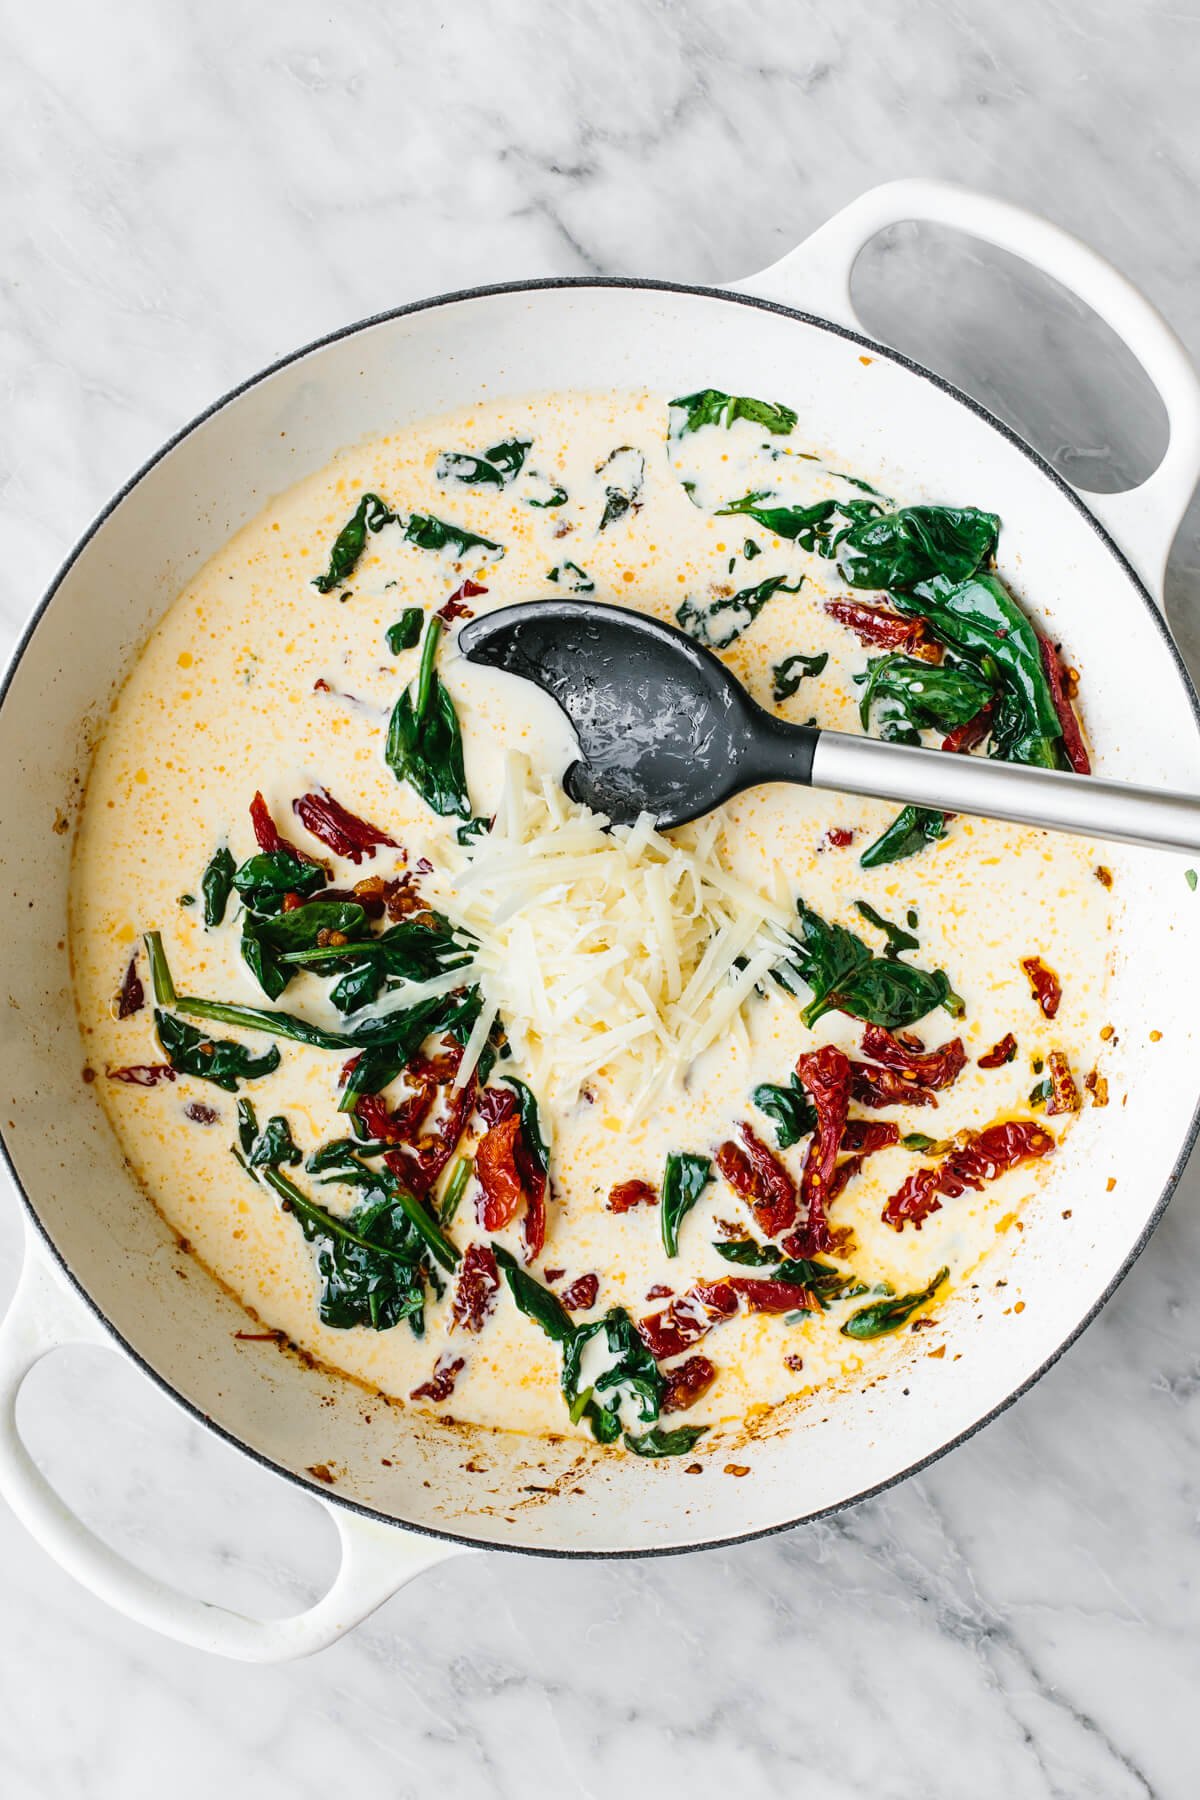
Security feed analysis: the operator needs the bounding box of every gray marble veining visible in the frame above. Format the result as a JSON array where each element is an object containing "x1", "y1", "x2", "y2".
[{"x1": 2, "y1": 1, "x2": 1199, "y2": 1795}]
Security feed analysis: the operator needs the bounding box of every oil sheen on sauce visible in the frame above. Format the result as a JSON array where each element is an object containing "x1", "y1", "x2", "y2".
[{"x1": 69, "y1": 391, "x2": 1115, "y2": 1442}]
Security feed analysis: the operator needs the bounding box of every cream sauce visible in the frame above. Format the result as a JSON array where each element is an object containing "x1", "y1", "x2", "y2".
[{"x1": 70, "y1": 390, "x2": 1115, "y2": 1442}]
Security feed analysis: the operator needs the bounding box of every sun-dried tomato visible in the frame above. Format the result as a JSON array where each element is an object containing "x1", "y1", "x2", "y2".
[
  {"x1": 386, "y1": 1073, "x2": 476, "y2": 1197},
  {"x1": 860, "y1": 1025, "x2": 966, "y2": 1090},
  {"x1": 841, "y1": 1119, "x2": 899, "y2": 1156},
  {"x1": 437, "y1": 578, "x2": 488, "y2": 624},
  {"x1": 292, "y1": 789, "x2": 399, "y2": 864},
  {"x1": 1038, "y1": 635, "x2": 1090, "y2": 776},
  {"x1": 819, "y1": 826, "x2": 855, "y2": 850},
  {"x1": 356, "y1": 1081, "x2": 436, "y2": 1145},
  {"x1": 339, "y1": 1052, "x2": 363, "y2": 1088},
  {"x1": 824, "y1": 599, "x2": 942, "y2": 661},
  {"x1": 715, "y1": 1124, "x2": 796, "y2": 1238},
  {"x1": 249, "y1": 790, "x2": 318, "y2": 863},
  {"x1": 1021, "y1": 956, "x2": 1062, "y2": 1020},
  {"x1": 106, "y1": 1064, "x2": 177, "y2": 1086},
  {"x1": 608, "y1": 1178, "x2": 658, "y2": 1212},
  {"x1": 476, "y1": 1085, "x2": 518, "y2": 1130},
  {"x1": 941, "y1": 702, "x2": 995, "y2": 755},
  {"x1": 560, "y1": 1273, "x2": 599, "y2": 1312},
  {"x1": 729, "y1": 1277, "x2": 821, "y2": 1314},
  {"x1": 451, "y1": 1243, "x2": 499, "y2": 1333},
  {"x1": 116, "y1": 957, "x2": 144, "y2": 1019},
  {"x1": 881, "y1": 1167, "x2": 943, "y2": 1231},
  {"x1": 473, "y1": 1115, "x2": 526, "y2": 1229},
  {"x1": 410, "y1": 1353, "x2": 465, "y2": 1402},
  {"x1": 637, "y1": 1281, "x2": 738, "y2": 1360},
  {"x1": 184, "y1": 1101, "x2": 219, "y2": 1124},
  {"x1": 1046, "y1": 1050, "x2": 1080, "y2": 1115},
  {"x1": 883, "y1": 1118, "x2": 1055, "y2": 1230},
  {"x1": 645, "y1": 1283, "x2": 674, "y2": 1300},
  {"x1": 978, "y1": 1032, "x2": 1017, "y2": 1069},
  {"x1": 788, "y1": 1045, "x2": 851, "y2": 1256},
  {"x1": 660, "y1": 1354, "x2": 717, "y2": 1414},
  {"x1": 850, "y1": 1063, "x2": 939, "y2": 1109}
]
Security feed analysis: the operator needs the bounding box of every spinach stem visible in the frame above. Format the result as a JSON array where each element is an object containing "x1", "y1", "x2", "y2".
[
  {"x1": 415, "y1": 615, "x2": 442, "y2": 724},
  {"x1": 439, "y1": 1156, "x2": 471, "y2": 1225},
  {"x1": 143, "y1": 930, "x2": 177, "y2": 1006}
]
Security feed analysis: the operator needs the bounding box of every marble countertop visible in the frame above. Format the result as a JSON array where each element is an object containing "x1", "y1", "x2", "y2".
[{"x1": 3, "y1": 2, "x2": 1200, "y2": 1794}]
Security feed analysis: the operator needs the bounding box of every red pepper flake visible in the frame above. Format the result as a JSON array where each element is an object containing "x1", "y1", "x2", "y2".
[
  {"x1": 824, "y1": 599, "x2": 942, "y2": 662},
  {"x1": 544, "y1": 1269, "x2": 566, "y2": 1283},
  {"x1": 637, "y1": 1281, "x2": 738, "y2": 1360},
  {"x1": 453, "y1": 1245, "x2": 503, "y2": 1332},
  {"x1": 436, "y1": 578, "x2": 488, "y2": 624},
  {"x1": 1094, "y1": 865, "x2": 1113, "y2": 890},
  {"x1": 784, "y1": 1353, "x2": 805, "y2": 1373},
  {"x1": 560, "y1": 1273, "x2": 600, "y2": 1312},
  {"x1": 116, "y1": 956, "x2": 144, "y2": 1019},
  {"x1": 106, "y1": 1064, "x2": 177, "y2": 1086},
  {"x1": 784, "y1": 1045, "x2": 851, "y2": 1257},
  {"x1": 1038, "y1": 635, "x2": 1091, "y2": 775},
  {"x1": 660, "y1": 1354, "x2": 717, "y2": 1414},
  {"x1": 1046, "y1": 1050, "x2": 1080, "y2": 1115},
  {"x1": 860, "y1": 1025, "x2": 967, "y2": 1090},
  {"x1": 818, "y1": 826, "x2": 855, "y2": 851},
  {"x1": 410, "y1": 1353, "x2": 465, "y2": 1403},
  {"x1": 978, "y1": 1032, "x2": 1017, "y2": 1069},
  {"x1": 1021, "y1": 956, "x2": 1062, "y2": 1020},
  {"x1": 249, "y1": 790, "x2": 319, "y2": 863},
  {"x1": 645, "y1": 1283, "x2": 674, "y2": 1300},
  {"x1": 882, "y1": 1119, "x2": 1055, "y2": 1230},
  {"x1": 184, "y1": 1102, "x2": 219, "y2": 1125},
  {"x1": 292, "y1": 788, "x2": 399, "y2": 864},
  {"x1": 307, "y1": 1464, "x2": 336, "y2": 1485},
  {"x1": 608, "y1": 1178, "x2": 658, "y2": 1212},
  {"x1": 715, "y1": 1124, "x2": 797, "y2": 1238}
]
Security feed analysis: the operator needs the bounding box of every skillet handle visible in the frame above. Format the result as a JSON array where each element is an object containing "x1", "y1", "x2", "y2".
[
  {"x1": 0, "y1": 1230, "x2": 470, "y2": 1660},
  {"x1": 731, "y1": 177, "x2": 1200, "y2": 601}
]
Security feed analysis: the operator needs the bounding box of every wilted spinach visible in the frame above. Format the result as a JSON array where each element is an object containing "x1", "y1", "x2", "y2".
[
  {"x1": 661, "y1": 1152, "x2": 714, "y2": 1257},
  {"x1": 860, "y1": 806, "x2": 948, "y2": 870},
  {"x1": 677, "y1": 574, "x2": 803, "y2": 650},
  {"x1": 857, "y1": 654, "x2": 995, "y2": 745},
  {"x1": 785, "y1": 902, "x2": 962, "y2": 1029},
  {"x1": 436, "y1": 438, "x2": 530, "y2": 488},
  {"x1": 772, "y1": 650, "x2": 828, "y2": 701},
  {"x1": 201, "y1": 846, "x2": 235, "y2": 928},
  {"x1": 751, "y1": 1073, "x2": 816, "y2": 1148},
  {"x1": 155, "y1": 1010, "x2": 281, "y2": 1092},
  {"x1": 669, "y1": 389, "x2": 797, "y2": 438},
  {"x1": 596, "y1": 446, "x2": 645, "y2": 531},
  {"x1": 853, "y1": 900, "x2": 919, "y2": 957},
  {"x1": 841, "y1": 1266, "x2": 949, "y2": 1339},
  {"x1": 313, "y1": 493, "x2": 399, "y2": 594},
  {"x1": 546, "y1": 561, "x2": 594, "y2": 593},
  {"x1": 837, "y1": 505, "x2": 999, "y2": 592},
  {"x1": 404, "y1": 513, "x2": 504, "y2": 561},
  {"x1": 386, "y1": 609, "x2": 424, "y2": 654},
  {"x1": 386, "y1": 616, "x2": 471, "y2": 818},
  {"x1": 623, "y1": 1424, "x2": 708, "y2": 1457}
]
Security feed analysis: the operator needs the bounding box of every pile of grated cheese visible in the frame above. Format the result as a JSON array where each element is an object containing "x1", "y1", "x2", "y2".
[{"x1": 425, "y1": 752, "x2": 796, "y2": 1114}]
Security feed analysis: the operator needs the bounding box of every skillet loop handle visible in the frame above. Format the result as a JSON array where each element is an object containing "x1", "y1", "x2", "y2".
[
  {"x1": 731, "y1": 177, "x2": 1200, "y2": 602},
  {"x1": 0, "y1": 1232, "x2": 469, "y2": 1660}
]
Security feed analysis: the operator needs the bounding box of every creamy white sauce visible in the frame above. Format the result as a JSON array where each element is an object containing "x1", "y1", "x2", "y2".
[{"x1": 69, "y1": 389, "x2": 1115, "y2": 1442}]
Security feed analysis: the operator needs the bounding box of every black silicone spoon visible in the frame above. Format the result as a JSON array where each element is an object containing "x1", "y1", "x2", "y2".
[{"x1": 458, "y1": 599, "x2": 1200, "y2": 852}]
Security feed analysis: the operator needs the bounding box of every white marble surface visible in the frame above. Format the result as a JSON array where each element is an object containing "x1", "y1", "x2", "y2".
[{"x1": 2, "y1": 1, "x2": 1200, "y2": 1794}]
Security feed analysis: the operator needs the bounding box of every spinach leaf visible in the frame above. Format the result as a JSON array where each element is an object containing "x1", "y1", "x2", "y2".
[
  {"x1": 857, "y1": 654, "x2": 995, "y2": 745},
  {"x1": 786, "y1": 903, "x2": 962, "y2": 1028},
  {"x1": 313, "y1": 493, "x2": 399, "y2": 594},
  {"x1": 714, "y1": 1238, "x2": 782, "y2": 1267},
  {"x1": 838, "y1": 505, "x2": 999, "y2": 591},
  {"x1": 386, "y1": 616, "x2": 471, "y2": 818},
  {"x1": 743, "y1": 539, "x2": 761, "y2": 561},
  {"x1": 751, "y1": 1072, "x2": 817, "y2": 1147},
  {"x1": 525, "y1": 477, "x2": 567, "y2": 509},
  {"x1": 241, "y1": 900, "x2": 368, "y2": 1002},
  {"x1": 715, "y1": 494, "x2": 841, "y2": 549},
  {"x1": 404, "y1": 513, "x2": 504, "y2": 562},
  {"x1": 775, "y1": 1258, "x2": 871, "y2": 1306},
  {"x1": 386, "y1": 609, "x2": 424, "y2": 654},
  {"x1": 306, "y1": 1135, "x2": 392, "y2": 1173},
  {"x1": 676, "y1": 575, "x2": 803, "y2": 650},
  {"x1": 546, "y1": 561, "x2": 594, "y2": 593},
  {"x1": 860, "y1": 805, "x2": 947, "y2": 870},
  {"x1": 493, "y1": 1244, "x2": 575, "y2": 1341},
  {"x1": 669, "y1": 389, "x2": 797, "y2": 437},
  {"x1": 233, "y1": 851, "x2": 326, "y2": 913},
  {"x1": 853, "y1": 900, "x2": 919, "y2": 957},
  {"x1": 563, "y1": 1308, "x2": 664, "y2": 1440},
  {"x1": 623, "y1": 1424, "x2": 709, "y2": 1457},
  {"x1": 596, "y1": 446, "x2": 645, "y2": 531},
  {"x1": 238, "y1": 1103, "x2": 302, "y2": 1170},
  {"x1": 329, "y1": 960, "x2": 384, "y2": 1016},
  {"x1": 661, "y1": 1152, "x2": 714, "y2": 1257},
  {"x1": 155, "y1": 1010, "x2": 281, "y2": 1091},
  {"x1": 841, "y1": 1266, "x2": 949, "y2": 1339},
  {"x1": 201, "y1": 846, "x2": 235, "y2": 929},
  {"x1": 900, "y1": 1132, "x2": 939, "y2": 1152},
  {"x1": 502, "y1": 1075, "x2": 548, "y2": 1176},
  {"x1": 171, "y1": 983, "x2": 471, "y2": 1060},
  {"x1": 281, "y1": 914, "x2": 466, "y2": 978},
  {"x1": 772, "y1": 650, "x2": 828, "y2": 702},
  {"x1": 436, "y1": 439, "x2": 531, "y2": 488},
  {"x1": 895, "y1": 572, "x2": 1062, "y2": 768},
  {"x1": 456, "y1": 815, "x2": 491, "y2": 846}
]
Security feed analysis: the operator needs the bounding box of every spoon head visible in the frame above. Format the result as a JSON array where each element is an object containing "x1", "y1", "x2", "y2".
[{"x1": 457, "y1": 600, "x2": 756, "y2": 828}]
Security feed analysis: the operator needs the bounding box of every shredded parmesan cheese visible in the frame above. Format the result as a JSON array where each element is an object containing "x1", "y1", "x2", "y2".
[{"x1": 428, "y1": 752, "x2": 792, "y2": 1108}]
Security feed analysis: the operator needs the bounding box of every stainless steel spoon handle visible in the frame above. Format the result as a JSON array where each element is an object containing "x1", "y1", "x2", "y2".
[{"x1": 811, "y1": 730, "x2": 1200, "y2": 855}]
